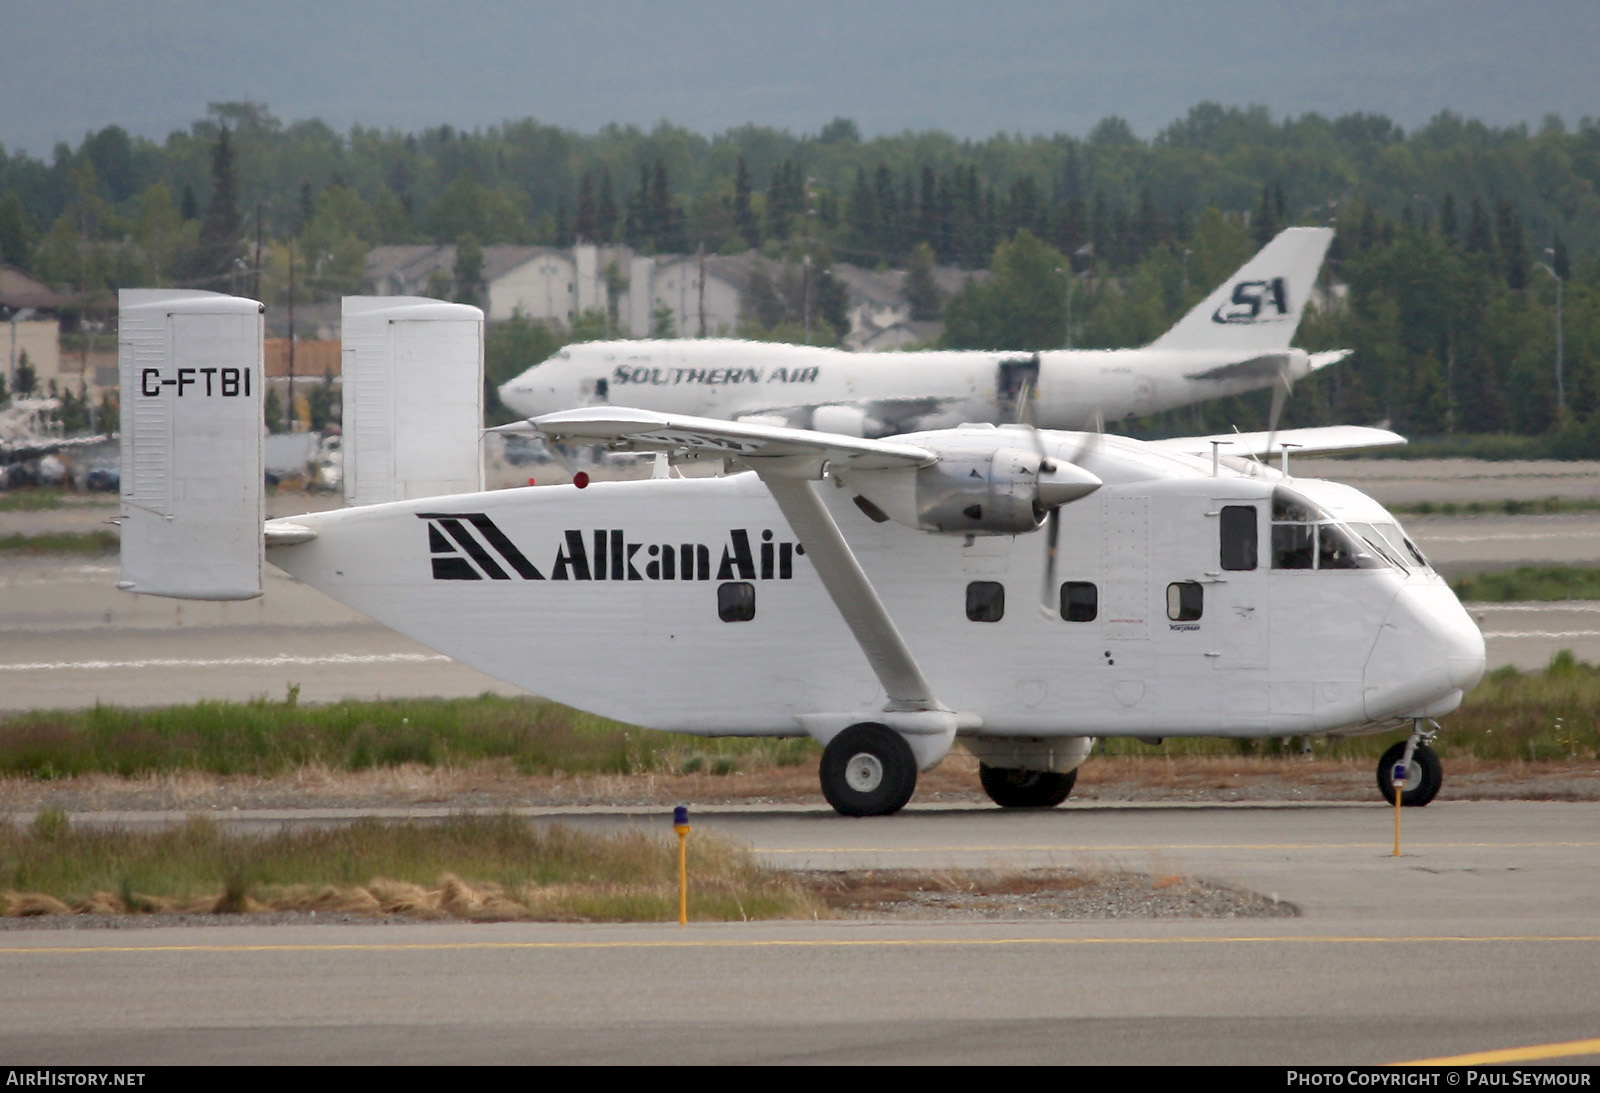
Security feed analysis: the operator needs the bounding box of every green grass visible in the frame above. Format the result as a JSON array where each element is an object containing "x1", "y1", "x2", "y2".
[
  {"x1": 0, "y1": 530, "x2": 119, "y2": 554},
  {"x1": 1392, "y1": 497, "x2": 1600, "y2": 517},
  {"x1": 1095, "y1": 649, "x2": 1600, "y2": 763},
  {"x1": 3, "y1": 647, "x2": 1598, "y2": 781},
  {"x1": 0, "y1": 811, "x2": 820, "y2": 921},
  {"x1": 0, "y1": 691, "x2": 819, "y2": 780},
  {"x1": 0, "y1": 489, "x2": 69, "y2": 512},
  {"x1": 1451, "y1": 566, "x2": 1600, "y2": 602}
]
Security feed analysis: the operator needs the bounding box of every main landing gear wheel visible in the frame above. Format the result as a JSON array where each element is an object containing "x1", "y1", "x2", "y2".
[
  {"x1": 979, "y1": 764, "x2": 1077, "y2": 808},
  {"x1": 1376, "y1": 741, "x2": 1443, "y2": 807},
  {"x1": 819, "y1": 723, "x2": 918, "y2": 817}
]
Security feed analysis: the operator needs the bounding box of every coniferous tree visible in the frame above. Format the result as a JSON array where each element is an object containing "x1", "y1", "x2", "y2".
[
  {"x1": 1465, "y1": 197, "x2": 1495, "y2": 257},
  {"x1": 196, "y1": 126, "x2": 243, "y2": 281},
  {"x1": 904, "y1": 242, "x2": 943, "y2": 320},
  {"x1": 1439, "y1": 192, "x2": 1459, "y2": 245},
  {"x1": 1254, "y1": 183, "x2": 1280, "y2": 246},
  {"x1": 596, "y1": 166, "x2": 618, "y2": 243},
  {"x1": 297, "y1": 182, "x2": 315, "y2": 233},
  {"x1": 453, "y1": 233, "x2": 484, "y2": 306},
  {"x1": 733, "y1": 156, "x2": 759, "y2": 250},
  {"x1": 553, "y1": 195, "x2": 572, "y2": 248},
  {"x1": 1550, "y1": 232, "x2": 1570, "y2": 280},
  {"x1": 1495, "y1": 199, "x2": 1528, "y2": 289},
  {"x1": 0, "y1": 192, "x2": 30, "y2": 267},
  {"x1": 916, "y1": 166, "x2": 939, "y2": 251},
  {"x1": 574, "y1": 171, "x2": 597, "y2": 241}
]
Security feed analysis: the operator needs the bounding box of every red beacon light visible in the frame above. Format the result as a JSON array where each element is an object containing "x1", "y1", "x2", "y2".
[{"x1": 573, "y1": 471, "x2": 590, "y2": 489}]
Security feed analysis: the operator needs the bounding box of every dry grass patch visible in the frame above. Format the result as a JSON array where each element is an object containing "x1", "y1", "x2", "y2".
[{"x1": 0, "y1": 810, "x2": 822, "y2": 922}]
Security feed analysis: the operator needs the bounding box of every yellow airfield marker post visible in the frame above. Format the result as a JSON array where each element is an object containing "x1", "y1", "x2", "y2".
[
  {"x1": 1392, "y1": 760, "x2": 1407, "y2": 856},
  {"x1": 673, "y1": 805, "x2": 691, "y2": 925}
]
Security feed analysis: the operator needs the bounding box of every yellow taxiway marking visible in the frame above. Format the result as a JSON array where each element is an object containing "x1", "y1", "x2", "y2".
[
  {"x1": 754, "y1": 841, "x2": 1600, "y2": 854},
  {"x1": 1396, "y1": 1036, "x2": 1600, "y2": 1065},
  {"x1": 3, "y1": 935, "x2": 1598, "y2": 957}
]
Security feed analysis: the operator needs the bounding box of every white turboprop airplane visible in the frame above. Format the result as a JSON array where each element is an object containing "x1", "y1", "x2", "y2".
[
  {"x1": 118, "y1": 290, "x2": 1484, "y2": 817},
  {"x1": 498, "y1": 227, "x2": 1351, "y2": 437}
]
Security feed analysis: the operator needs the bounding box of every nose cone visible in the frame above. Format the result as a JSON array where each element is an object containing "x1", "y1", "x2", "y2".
[
  {"x1": 1363, "y1": 582, "x2": 1486, "y2": 721},
  {"x1": 498, "y1": 374, "x2": 550, "y2": 418},
  {"x1": 1037, "y1": 461, "x2": 1102, "y2": 509}
]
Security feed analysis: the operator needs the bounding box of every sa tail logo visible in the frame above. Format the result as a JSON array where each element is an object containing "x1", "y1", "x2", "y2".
[{"x1": 1213, "y1": 278, "x2": 1290, "y2": 324}]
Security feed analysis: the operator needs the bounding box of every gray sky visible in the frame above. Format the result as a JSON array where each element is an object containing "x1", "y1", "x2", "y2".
[{"x1": 5, "y1": 0, "x2": 1595, "y2": 156}]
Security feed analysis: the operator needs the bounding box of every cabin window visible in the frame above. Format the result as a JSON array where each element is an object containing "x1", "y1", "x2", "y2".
[
  {"x1": 1220, "y1": 505, "x2": 1258, "y2": 571},
  {"x1": 966, "y1": 581, "x2": 1005, "y2": 622},
  {"x1": 1059, "y1": 581, "x2": 1098, "y2": 622},
  {"x1": 1166, "y1": 581, "x2": 1203, "y2": 621},
  {"x1": 718, "y1": 582, "x2": 755, "y2": 622}
]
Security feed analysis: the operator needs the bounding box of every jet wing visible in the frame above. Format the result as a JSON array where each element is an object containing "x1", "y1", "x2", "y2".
[
  {"x1": 0, "y1": 433, "x2": 115, "y2": 464},
  {"x1": 506, "y1": 407, "x2": 938, "y2": 474},
  {"x1": 1150, "y1": 425, "x2": 1406, "y2": 460}
]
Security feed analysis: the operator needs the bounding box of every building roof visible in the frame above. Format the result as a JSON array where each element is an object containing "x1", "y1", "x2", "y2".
[{"x1": 0, "y1": 266, "x2": 76, "y2": 312}]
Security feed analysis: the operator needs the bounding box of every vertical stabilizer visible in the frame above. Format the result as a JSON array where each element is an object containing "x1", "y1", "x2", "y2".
[
  {"x1": 341, "y1": 297, "x2": 484, "y2": 506},
  {"x1": 117, "y1": 289, "x2": 265, "y2": 600},
  {"x1": 1149, "y1": 227, "x2": 1333, "y2": 352}
]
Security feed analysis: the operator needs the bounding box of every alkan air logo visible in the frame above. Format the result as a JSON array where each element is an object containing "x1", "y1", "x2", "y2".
[
  {"x1": 1213, "y1": 277, "x2": 1291, "y2": 324},
  {"x1": 419, "y1": 512, "x2": 805, "y2": 582}
]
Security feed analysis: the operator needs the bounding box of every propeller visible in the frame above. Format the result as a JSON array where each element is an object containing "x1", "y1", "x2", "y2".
[
  {"x1": 1261, "y1": 357, "x2": 1295, "y2": 468},
  {"x1": 1006, "y1": 379, "x2": 1105, "y2": 618}
]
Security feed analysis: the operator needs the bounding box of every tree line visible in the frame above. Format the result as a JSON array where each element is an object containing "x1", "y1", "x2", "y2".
[{"x1": 2, "y1": 100, "x2": 1598, "y2": 449}]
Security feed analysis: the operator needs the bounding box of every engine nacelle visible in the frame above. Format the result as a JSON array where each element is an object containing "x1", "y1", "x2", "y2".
[{"x1": 844, "y1": 444, "x2": 1100, "y2": 536}]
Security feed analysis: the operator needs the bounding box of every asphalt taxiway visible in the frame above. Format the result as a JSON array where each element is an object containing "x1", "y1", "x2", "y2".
[{"x1": 1, "y1": 801, "x2": 1597, "y2": 1065}]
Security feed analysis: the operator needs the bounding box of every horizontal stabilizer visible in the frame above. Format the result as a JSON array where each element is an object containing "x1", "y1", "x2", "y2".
[
  {"x1": 342, "y1": 297, "x2": 484, "y2": 506},
  {"x1": 1151, "y1": 425, "x2": 1406, "y2": 460},
  {"x1": 1309, "y1": 349, "x2": 1353, "y2": 371},
  {"x1": 117, "y1": 289, "x2": 265, "y2": 600}
]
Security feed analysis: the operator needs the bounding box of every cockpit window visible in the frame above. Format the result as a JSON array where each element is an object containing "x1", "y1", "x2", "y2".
[
  {"x1": 1317, "y1": 524, "x2": 1383, "y2": 569},
  {"x1": 1271, "y1": 492, "x2": 1386, "y2": 572},
  {"x1": 1271, "y1": 524, "x2": 1315, "y2": 569},
  {"x1": 1271, "y1": 486, "x2": 1325, "y2": 523},
  {"x1": 1347, "y1": 522, "x2": 1409, "y2": 568}
]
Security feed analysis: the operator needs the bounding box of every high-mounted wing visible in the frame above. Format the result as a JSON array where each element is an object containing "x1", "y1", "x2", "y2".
[
  {"x1": 1150, "y1": 425, "x2": 1405, "y2": 460},
  {"x1": 500, "y1": 406, "x2": 938, "y2": 476},
  {"x1": 504, "y1": 406, "x2": 972, "y2": 748}
]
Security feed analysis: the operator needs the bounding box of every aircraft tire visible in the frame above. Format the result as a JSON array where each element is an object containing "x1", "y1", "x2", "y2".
[
  {"x1": 819, "y1": 724, "x2": 918, "y2": 817},
  {"x1": 978, "y1": 764, "x2": 1077, "y2": 808},
  {"x1": 1376, "y1": 741, "x2": 1442, "y2": 806}
]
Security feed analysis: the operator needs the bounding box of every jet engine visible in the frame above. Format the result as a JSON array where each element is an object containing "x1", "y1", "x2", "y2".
[{"x1": 844, "y1": 444, "x2": 1100, "y2": 536}]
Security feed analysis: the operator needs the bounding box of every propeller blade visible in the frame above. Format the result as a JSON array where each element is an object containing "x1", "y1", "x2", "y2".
[
  {"x1": 1261, "y1": 361, "x2": 1294, "y2": 467},
  {"x1": 1039, "y1": 506, "x2": 1061, "y2": 618},
  {"x1": 1014, "y1": 379, "x2": 1035, "y2": 427}
]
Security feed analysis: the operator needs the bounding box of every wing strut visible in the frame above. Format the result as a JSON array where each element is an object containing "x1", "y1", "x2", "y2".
[{"x1": 758, "y1": 472, "x2": 943, "y2": 713}]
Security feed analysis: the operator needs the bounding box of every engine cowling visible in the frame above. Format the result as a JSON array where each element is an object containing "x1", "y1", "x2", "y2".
[{"x1": 845, "y1": 444, "x2": 1100, "y2": 535}]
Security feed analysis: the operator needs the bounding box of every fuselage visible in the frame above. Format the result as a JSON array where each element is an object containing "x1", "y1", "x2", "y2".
[
  {"x1": 498, "y1": 340, "x2": 1316, "y2": 437},
  {"x1": 266, "y1": 431, "x2": 1484, "y2": 741}
]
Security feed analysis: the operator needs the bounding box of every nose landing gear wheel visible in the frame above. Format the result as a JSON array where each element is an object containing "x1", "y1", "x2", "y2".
[
  {"x1": 1376, "y1": 741, "x2": 1442, "y2": 806},
  {"x1": 820, "y1": 723, "x2": 918, "y2": 816},
  {"x1": 979, "y1": 763, "x2": 1077, "y2": 808}
]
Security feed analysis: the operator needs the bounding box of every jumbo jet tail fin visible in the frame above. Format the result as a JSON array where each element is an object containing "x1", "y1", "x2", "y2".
[
  {"x1": 341, "y1": 296, "x2": 484, "y2": 507},
  {"x1": 117, "y1": 289, "x2": 265, "y2": 600},
  {"x1": 1149, "y1": 227, "x2": 1333, "y2": 353}
]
